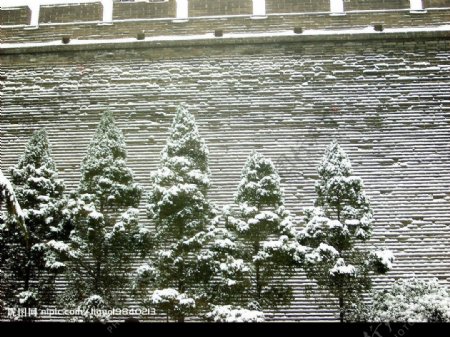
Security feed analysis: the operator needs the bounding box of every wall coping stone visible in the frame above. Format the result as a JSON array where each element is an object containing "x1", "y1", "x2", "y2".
[{"x1": 1, "y1": 26, "x2": 449, "y2": 56}]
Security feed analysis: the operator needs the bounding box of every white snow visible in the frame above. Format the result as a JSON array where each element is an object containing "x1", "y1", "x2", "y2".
[
  {"x1": 151, "y1": 289, "x2": 196, "y2": 309},
  {"x1": 345, "y1": 219, "x2": 360, "y2": 226},
  {"x1": 45, "y1": 260, "x2": 65, "y2": 271},
  {"x1": 372, "y1": 249, "x2": 395, "y2": 270},
  {"x1": 219, "y1": 258, "x2": 248, "y2": 273},
  {"x1": 136, "y1": 263, "x2": 154, "y2": 276},
  {"x1": 47, "y1": 240, "x2": 69, "y2": 252},
  {"x1": 247, "y1": 210, "x2": 279, "y2": 226},
  {"x1": 370, "y1": 278, "x2": 450, "y2": 322},
  {"x1": 329, "y1": 258, "x2": 357, "y2": 276},
  {"x1": 88, "y1": 210, "x2": 103, "y2": 220},
  {"x1": 214, "y1": 238, "x2": 236, "y2": 250},
  {"x1": 305, "y1": 243, "x2": 339, "y2": 264},
  {"x1": 187, "y1": 169, "x2": 210, "y2": 185},
  {"x1": 3, "y1": 25, "x2": 449, "y2": 50},
  {"x1": 0, "y1": 169, "x2": 26, "y2": 222},
  {"x1": 17, "y1": 290, "x2": 36, "y2": 305},
  {"x1": 206, "y1": 305, "x2": 265, "y2": 323}
]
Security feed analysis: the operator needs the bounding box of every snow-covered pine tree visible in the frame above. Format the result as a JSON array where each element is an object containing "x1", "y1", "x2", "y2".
[
  {"x1": 300, "y1": 140, "x2": 394, "y2": 322},
  {"x1": 196, "y1": 210, "x2": 256, "y2": 321},
  {"x1": 0, "y1": 129, "x2": 66, "y2": 314},
  {"x1": 48, "y1": 111, "x2": 147, "y2": 311},
  {"x1": 1, "y1": 168, "x2": 27, "y2": 318},
  {"x1": 140, "y1": 105, "x2": 214, "y2": 322},
  {"x1": 227, "y1": 151, "x2": 306, "y2": 312}
]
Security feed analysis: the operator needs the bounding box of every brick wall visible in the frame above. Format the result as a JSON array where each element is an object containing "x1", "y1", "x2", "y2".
[
  {"x1": 0, "y1": 7, "x2": 30, "y2": 26},
  {"x1": 345, "y1": 0, "x2": 411, "y2": 11},
  {"x1": 426, "y1": 0, "x2": 450, "y2": 6},
  {"x1": 189, "y1": 0, "x2": 252, "y2": 17},
  {"x1": 266, "y1": 0, "x2": 331, "y2": 14},
  {"x1": 113, "y1": 1, "x2": 175, "y2": 20},
  {"x1": 2, "y1": 1, "x2": 450, "y2": 27},
  {"x1": 1, "y1": 36, "x2": 450, "y2": 321},
  {"x1": 40, "y1": 3, "x2": 102, "y2": 24},
  {"x1": 2, "y1": 10, "x2": 449, "y2": 44}
]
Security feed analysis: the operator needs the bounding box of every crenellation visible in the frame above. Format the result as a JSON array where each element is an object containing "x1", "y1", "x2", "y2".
[
  {"x1": 0, "y1": 6, "x2": 30, "y2": 26},
  {"x1": 40, "y1": 3, "x2": 103, "y2": 24},
  {"x1": 112, "y1": 0, "x2": 175, "y2": 20}
]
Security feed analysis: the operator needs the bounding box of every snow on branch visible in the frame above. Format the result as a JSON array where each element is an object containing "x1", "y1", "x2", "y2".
[
  {"x1": 206, "y1": 305, "x2": 265, "y2": 323},
  {"x1": 0, "y1": 168, "x2": 28, "y2": 238}
]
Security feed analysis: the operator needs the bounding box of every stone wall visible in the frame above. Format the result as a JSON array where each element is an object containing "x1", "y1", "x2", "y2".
[
  {"x1": 40, "y1": 3, "x2": 102, "y2": 24},
  {"x1": 2, "y1": 1, "x2": 450, "y2": 28},
  {"x1": 426, "y1": 0, "x2": 450, "y2": 6},
  {"x1": 266, "y1": 0, "x2": 331, "y2": 14},
  {"x1": 2, "y1": 9, "x2": 449, "y2": 44},
  {"x1": 0, "y1": 6, "x2": 30, "y2": 26},
  {"x1": 189, "y1": 0, "x2": 253, "y2": 17},
  {"x1": 113, "y1": 1, "x2": 175, "y2": 20},
  {"x1": 1, "y1": 34, "x2": 449, "y2": 321}
]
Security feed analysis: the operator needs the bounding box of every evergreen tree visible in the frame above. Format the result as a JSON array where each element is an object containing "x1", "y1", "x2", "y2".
[
  {"x1": 1, "y1": 168, "x2": 26, "y2": 318},
  {"x1": 48, "y1": 111, "x2": 147, "y2": 311},
  {"x1": 137, "y1": 105, "x2": 215, "y2": 322},
  {"x1": 0, "y1": 129, "x2": 66, "y2": 315},
  {"x1": 299, "y1": 140, "x2": 394, "y2": 322},
  {"x1": 227, "y1": 151, "x2": 306, "y2": 312},
  {"x1": 195, "y1": 210, "x2": 256, "y2": 320}
]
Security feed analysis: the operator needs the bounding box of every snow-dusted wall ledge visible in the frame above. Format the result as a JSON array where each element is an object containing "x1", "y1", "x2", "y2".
[
  {"x1": 1, "y1": 26, "x2": 449, "y2": 55},
  {"x1": 1, "y1": 8, "x2": 449, "y2": 45}
]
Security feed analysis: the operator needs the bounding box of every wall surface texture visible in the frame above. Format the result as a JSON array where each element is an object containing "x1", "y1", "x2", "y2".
[
  {"x1": 1, "y1": 0, "x2": 450, "y2": 322},
  {"x1": 1, "y1": 33, "x2": 450, "y2": 320}
]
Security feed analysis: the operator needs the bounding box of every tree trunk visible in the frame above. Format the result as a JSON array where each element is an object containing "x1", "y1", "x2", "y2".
[
  {"x1": 339, "y1": 295, "x2": 344, "y2": 323},
  {"x1": 254, "y1": 242, "x2": 261, "y2": 300},
  {"x1": 256, "y1": 264, "x2": 261, "y2": 299},
  {"x1": 94, "y1": 260, "x2": 101, "y2": 294},
  {"x1": 24, "y1": 243, "x2": 32, "y2": 291}
]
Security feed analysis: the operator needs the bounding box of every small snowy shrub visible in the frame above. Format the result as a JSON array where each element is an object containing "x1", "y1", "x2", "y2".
[
  {"x1": 206, "y1": 305, "x2": 265, "y2": 322},
  {"x1": 78, "y1": 295, "x2": 110, "y2": 323},
  {"x1": 370, "y1": 278, "x2": 450, "y2": 322}
]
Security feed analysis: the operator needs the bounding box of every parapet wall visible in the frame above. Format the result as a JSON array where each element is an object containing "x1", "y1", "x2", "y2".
[
  {"x1": 266, "y1": 0, "x2": 331, "y2": 13},
  {"x1": 113, "y1": 1, "x2": 175, "y2": 20},
  {"x1": 40, "y1": 3, "x2": 103, "y2": 24},
  {"x1": 189, "y1": 0, "x2": 253, "y2": 17},
  {"x1": 0, "y1": 6, "x2": 30, "y2": 26},
  {"x1": 1, "y1": 9, "x2": 449, "y2": 45},
  {"x1": 2, "y1": 0, "x2": 450, "y2": 28}
]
